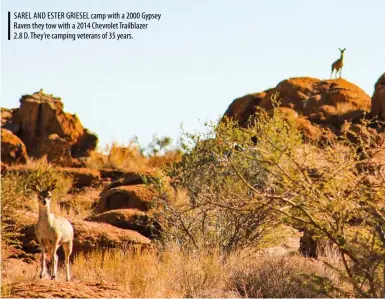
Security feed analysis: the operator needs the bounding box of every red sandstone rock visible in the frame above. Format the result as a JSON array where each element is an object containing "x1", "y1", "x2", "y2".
[{"x1": 1, "y1": 128, "x2": 28, "y2": 164}]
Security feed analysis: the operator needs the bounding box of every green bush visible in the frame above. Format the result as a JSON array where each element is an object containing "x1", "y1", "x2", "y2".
[{"x1": 151, "y1": 96, "x2": 300, "y2": 254}]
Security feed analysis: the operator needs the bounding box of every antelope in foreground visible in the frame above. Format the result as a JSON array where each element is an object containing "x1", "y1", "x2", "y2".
[
  {"x1": 34, "y1": 181, "x2": 74, "y2": 282},
  {"x1": 330, "y1": 48, "x2": 346, "y2": 79}
]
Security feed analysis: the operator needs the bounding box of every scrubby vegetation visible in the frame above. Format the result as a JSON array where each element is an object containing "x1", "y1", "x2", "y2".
[{"x1": 149, "y1": 96, "x2": 385, "y2": 297}]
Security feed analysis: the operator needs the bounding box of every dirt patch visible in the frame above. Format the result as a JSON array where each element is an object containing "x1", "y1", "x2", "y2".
[{"x1": 6, "y1": 279, "x2": 130, "y2": 298}]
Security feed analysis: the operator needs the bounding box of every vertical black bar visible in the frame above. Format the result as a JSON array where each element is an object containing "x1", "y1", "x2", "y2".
[{"x1": 8, "y1": 11, "x2": 11, "y2": 40}]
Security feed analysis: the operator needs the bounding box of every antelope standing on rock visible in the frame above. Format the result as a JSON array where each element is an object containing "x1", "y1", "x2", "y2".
[
  {"x1": 331, "y1": 48, "x2": 346, "y2": 79},
  {"x1": 34, "y1": 181, "x2": 74, "y2": 282}
]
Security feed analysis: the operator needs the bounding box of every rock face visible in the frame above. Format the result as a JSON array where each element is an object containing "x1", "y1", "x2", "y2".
[
  {"x1": 91, "y1": 170, "x2": 162, "y2": 239},
  {"x1": 1, "y1": 128, "x2": 28, "y2": 164},
  {"x1": 1, "y1": 108, "x2": 14, "y2": 128},
  {"x1": 36, "y1": 134, "x2": 72, "y2": 164},
  {"x1": 96, "y1": 185, "x2": 155, "y2": 213},
  {"x1": 223, "y1": 77, "x2": 372, "y2": 140},
  {"x1": 1, "y1": 90, "x2": 98, "y2": 165},
  {"x1": 71, "y1": 219, "x2": 151, "y2": 255},
  {"x1": 71, "y1": 128, "x2": 99, "y2": 157},
  {"x1": 87, "y1": 209, "x2": 161, "y2": 239},
  {"x1": 371, "y1": 73, "x2": 385, "y2": 120},
  {"x1": 59, "y1": 168, "x2": 102, "y2": 188}
]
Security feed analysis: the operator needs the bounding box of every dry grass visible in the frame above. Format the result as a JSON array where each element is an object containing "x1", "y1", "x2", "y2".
[
  {"x1": 86, "y1": 141, "x2": 181, "y2": 173},
  {"x1": 227, "y1": 252, "x2": 343, "y2": 298},
  {"x1": 86, "y1": 141, "x2": 149, "y2": 172},
  {"x1": 70, "y1": 245, "x2": 344, "y2": 298},
  {"x1": 1, "y1": 237, "x2": 348, "y2": 298},
  {"x1": 52, "y1": 187, "x2": 101, "y2": 219},
  {"x1": 72, "y1": 246, "x2": 233, "y2": 298},
  {"x1": 147, "y1": 150, "x2": 182, "y2": 169}
]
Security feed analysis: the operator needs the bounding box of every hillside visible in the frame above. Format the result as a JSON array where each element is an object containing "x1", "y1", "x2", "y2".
[{"x1": 1, "y1": 73, "x2": 384, "y2": 298}]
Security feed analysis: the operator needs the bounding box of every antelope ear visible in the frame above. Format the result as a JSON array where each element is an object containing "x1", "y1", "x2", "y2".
[{"x1": 343, "y1": 48, "x2": 346, "y2": 51}]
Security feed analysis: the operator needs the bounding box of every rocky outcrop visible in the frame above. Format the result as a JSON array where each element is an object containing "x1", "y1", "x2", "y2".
[
  {"x1": 1, "y1": 108, "x2": 14, "y2": 128},
  {"x1": 342, "y1": 123, "x2": 384, "y2": 147},
  {"x1": 371, "y1": 73, "x2": 385, "y2": 120},
  {"x1": 103, "y1": 170, "x2": 160, "y2": 190},
  {"x1": 1, "y1": 107, "x2": 21, "y2": 135},
  {"x1": 36, "y1": 134, "x2": 72, "y2": 165},
  {"x1": 59, "y1": 168, "x2": 102, "y2": 188},
  {"x1": 1, "y1": 90, "x2": 98, "y2": 165},
  {"x1": 223, "y1": 77, "x2": 372, "y2": 140},
  {"x1": 96, "y1": 185, "x2": 155, "y2": 213},
  {"x1": 90, "y1": 171, "x2": 163, "y2": 239},
  {"x1": 17, "y1": 91, "x2": 82, "y2": 149},
  {"x1": 87, "y1": 209, "x2": 161, "y2": 239},
  {"x1": 71, "y1": 128, "x2": 99, "y2": 158},
  {"x1": 1, "y1": 128, "x2": 28, "y2": 164},
  {"x1": 71, "y1": 219, "x2": 151, "y2": 255}
]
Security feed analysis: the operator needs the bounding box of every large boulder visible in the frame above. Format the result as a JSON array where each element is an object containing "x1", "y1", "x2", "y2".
[
  {"x1": 1, "y1": 128, "x2": 28, "y2": 164},
  {"x1": 1, "y1": 108, "x2": 21, "y2": 134},
  {"x1": 96, "y1": 185, "x2": 156, "y2": 213},
  {"x1": 371, "y1": 73, "x2": 385, "y2": 120},
  {"x1": 18, "y1": 91, "x2": 82, "y2": 149},
  {"x1": 71, "y1": 219, "x2": 151, "y2": 255},
  {"x1": 224, "y1": 91, "x2": 267, "y2": 127},
  {"x1": 1, "y1": 108, "x2": 13, "y2": 125},
  {"x1": 223, "y1": 77, "x2": 372, "y2": 138},
  {"x1": 87, "y1": 209, "x2": 161, "y2": 239},
  {"x1": 1, "y1": 90, "x2": 98, "y2": 165}
]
